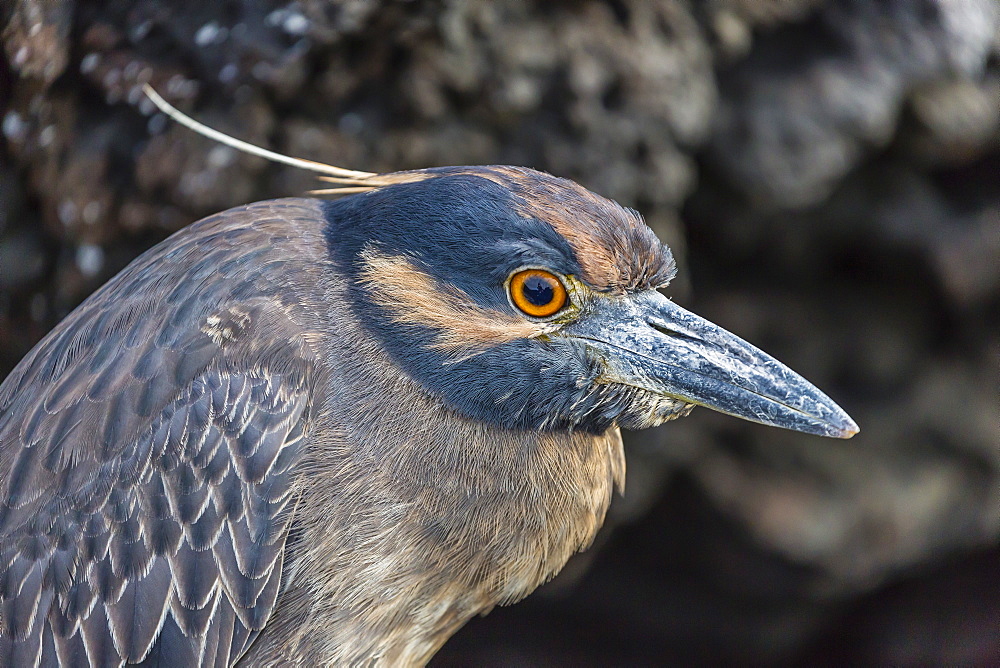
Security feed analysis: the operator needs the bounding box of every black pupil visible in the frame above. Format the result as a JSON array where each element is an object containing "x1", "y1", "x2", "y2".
[{"x1": 522, "y1": 275, "x2": 555, "y2": 307}]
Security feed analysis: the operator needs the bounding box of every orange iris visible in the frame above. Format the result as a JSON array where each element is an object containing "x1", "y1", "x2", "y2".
[{"x1": 509, "y1": 269, "x2": 567, "y2": 318}]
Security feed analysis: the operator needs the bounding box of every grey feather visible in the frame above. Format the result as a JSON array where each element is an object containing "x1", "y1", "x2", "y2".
[{"x1": 104, "y1": 558, "x2": 172, "y2": 662}]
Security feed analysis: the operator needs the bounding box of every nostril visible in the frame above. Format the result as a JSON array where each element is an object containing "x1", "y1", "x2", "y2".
[{"x1": 648, "y1": 321, "x2": 702, "y2": 343}]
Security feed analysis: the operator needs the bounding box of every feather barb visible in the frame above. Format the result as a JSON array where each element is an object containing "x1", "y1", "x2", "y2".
[{"x1": 141, "y1": 84, "x2": 423, "y2": 195}]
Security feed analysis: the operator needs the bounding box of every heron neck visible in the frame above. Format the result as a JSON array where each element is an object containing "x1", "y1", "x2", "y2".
[{"x1": 248, "y1": 270, "x2": 625, "y2": 664}]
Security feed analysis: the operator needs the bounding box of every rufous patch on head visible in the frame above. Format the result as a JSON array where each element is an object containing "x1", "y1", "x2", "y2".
[
  {"x1": 358, "y1": 249, "x2": 557, "y2": 357},
  {"x1": 451, "y1": 166, "x2": 676, "y2": 293}
]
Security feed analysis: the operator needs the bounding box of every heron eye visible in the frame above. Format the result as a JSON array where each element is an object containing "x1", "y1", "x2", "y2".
[{"x1": 509, "y1": 269, "x2": 567, "y2": 318}]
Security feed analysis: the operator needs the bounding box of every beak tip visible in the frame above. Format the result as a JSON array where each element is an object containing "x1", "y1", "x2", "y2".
[
  {"x1": 829, "y1": 413, "x2": 860, "y2": 439},
  {"x1": 839, "y1": 421, "x2": 860, "y2": 439}
]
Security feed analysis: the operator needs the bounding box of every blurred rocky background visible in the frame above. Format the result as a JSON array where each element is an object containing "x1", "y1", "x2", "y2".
[{"x1": 1, "y1": 0, "x2": 997, "y2": 664}]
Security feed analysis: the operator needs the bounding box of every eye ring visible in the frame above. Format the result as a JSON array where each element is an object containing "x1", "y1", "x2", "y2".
[{"x1": 508, "y1": 269, "x2": 568, "y2": 318}]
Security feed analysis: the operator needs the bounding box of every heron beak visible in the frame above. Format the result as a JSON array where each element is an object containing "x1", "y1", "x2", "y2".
[{"x1": 562, "y1": 291, "x2": 859, "y2": 438}]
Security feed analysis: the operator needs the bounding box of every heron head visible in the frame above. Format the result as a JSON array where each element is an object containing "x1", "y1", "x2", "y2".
[{"x1": 326, "y1": 166, "x2": 857, "y2": 438}]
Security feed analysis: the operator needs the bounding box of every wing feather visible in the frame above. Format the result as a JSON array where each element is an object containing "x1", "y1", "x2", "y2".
[
  {"x1": 38, "y1": 622, "x2": 58, "y2": 667},
  {"x1": 51, "y1": 624, "x2": 88, "y2": 667},
  {"x1": 79, "y1": 604, "x2": 122, "y2": 667},
  {"x1": 133, "y1": 614, "x2": 200, "y2": 667},
  {"x1": 104, "y1": 558, "x2": 172, "y2": 662},
  {"x1": 0, "y1": 200, "x2": 325, "y2": 666}
]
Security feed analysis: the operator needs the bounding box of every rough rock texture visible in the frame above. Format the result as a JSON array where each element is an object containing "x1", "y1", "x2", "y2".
[{"x1": 1, "y1": 0, "x2": 998, "y2": 664}]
